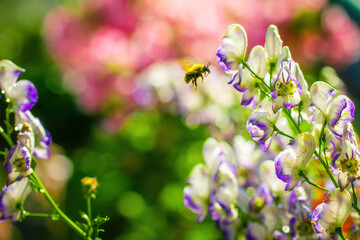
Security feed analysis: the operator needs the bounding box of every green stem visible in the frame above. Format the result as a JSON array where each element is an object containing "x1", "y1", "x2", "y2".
[
  {"x1": 274, "y1": 126, "x2": 294, "y2": 139},
  {"x1": 5, "y1": 106, "x2": 12, "y2": 135},
  {"x1": 0, "y1": 126, "x2": 13, "y2": 146},
  {"x1": 30, "y1": 172, "x2": 91, "y2": 240},
  {"x1": 299, "y1": 171, "x2": 332, "y2": 193},
  {"x1": 318, "y1": 119, "x2": 327, "y2": 154},
  {"x1": 242, "y1": 61, "x2": 271, "y2": 90},
  {"x1": 87, "y1": 197, "x2": 92, "y2": 221},
  {"x1": 351, "y1": 182, "x2": 358, "y2": 206},
  {"x1": 269, "y1": 63, "x2": 275, "y2": 87},
  {"x1": 256, "y1": 84, "x2": 273, "y2": 100},
  {"x1": 314, "y1": 151, "x2": 339, "y2": 188},
  {"x1": 352, "y1": 202, "x2": 360, "y2": 216},
  {"x1": 336, "y1": 227, "x2": 347, "y2": 240},
  {"x1": 297, "y1": 102, "x2": 303, "y2": 127},
  {"x1": 283, "y1": 108, "x2": 301, "y2": 134},
  {"x1": 25, "y1": 212, "x2": 59, "y2": 219}
]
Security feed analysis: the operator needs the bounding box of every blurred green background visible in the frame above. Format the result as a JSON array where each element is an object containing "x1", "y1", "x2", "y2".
[{"x1": 1, "y1": 0, "x2": 360, "y2": 239}]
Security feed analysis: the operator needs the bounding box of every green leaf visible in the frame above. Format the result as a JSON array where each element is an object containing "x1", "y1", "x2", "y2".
[
  {"x1": 93, "y1": 216, "x2": 109, "y2": 226},
  {"x1": 31, "y1": 156, "x2": 37, "y2": 169},
  {"x1": 299, "y1": 120, "x2": 312, "y2": 132},
  {"x1": 28, "y1": 179, "x2": 40, "y2": 193}
]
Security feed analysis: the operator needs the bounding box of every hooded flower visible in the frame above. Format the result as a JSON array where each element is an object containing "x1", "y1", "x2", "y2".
[
  {"x1": 259, "y1": 160, "x2": 286, "y2": 195},
  {"x1": 232, "y1": 45, "x2": 268, "y2": 108},
  {"x1": 208, "y1": 161, "x2": 239, "y2": 240},
  {"x1": 184, "y1": 138, "x2": 235, "y2": 222},
  {"x1": 311, "y1": 188, "x2": 352, "y2": 235},
  {"x1": 310, "y1": 81, "x2": 355, "y2": 138},
  {"x1": 0, "y1": 60, "x2": 25, "y2": 93},
  {"x1": 247, "y1": 98, "x2": 280, "y2": 151},
  {"x1": 217, "y1": 24, "x2": 247, "y2": 74},
  {"x1": 0, "y1": 60, "x2": 38, "y2": 113},
  {"x1": 209, "y1": 161, "x2": 238, "y2": 220},
  {"x1": 4, "y1": 123, "x2": 35, "y2": 185},
  {"x1": 184, "y1": 164, "x2": 211, "y2": 222},
  {"x1": 15, "y1": 111, "x2": 51, "y2": 160},
  {"x1": 275, "y1": 133, "x2": 316, "y2": 192},
  {"x1": 0, "y1": 178, "x2": 32, "y2": 222},
  {"x1": 331, "y1": 123, "x2": 360, "y2": 190},
  {"x1": 7, "y1": 80, "x2": 38, "y2": 112}
]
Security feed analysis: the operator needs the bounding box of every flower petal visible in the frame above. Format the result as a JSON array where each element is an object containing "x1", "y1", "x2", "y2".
[
  {"x1": 217, "y1": 24, "x2": 247, "y2": 73},
  {"x1": 274, "y1": 148, "x2": 300, "y2": 192},
  {"x1": 247, "y1": 45, "x2": 268, "y2": 78},
  {"x1": 289, "y1": 132, "x2": 315, "y2": 170},
  {"x1": 327, "y1": 95, "x2": 355, "y2": 137},
  {"x1": 310, "y1": 81, "x2": 339, "y2": 115},
  {"x1": 0, "y1": 60, "x2": 25, "y2": 93},
  {"x1": 247, "y1": 111, "x2": 275, "y2": 151},
  {"x1": 0, "y1": 178, "x2": 31, "y2": 222},
  {"x1": 265, "y1": 25, "x2": 283, "y2": 64},
  {"x1": 8, "y1": 80, "x2": 38, "y2": 112},
  {"x1": 311, "y1": 189, "x2": 352, "y2": 234}
]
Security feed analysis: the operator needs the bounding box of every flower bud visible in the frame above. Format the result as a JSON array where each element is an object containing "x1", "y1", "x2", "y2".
[{"x1": 81, "y1": 177, "x2": 99, "y2": 195}]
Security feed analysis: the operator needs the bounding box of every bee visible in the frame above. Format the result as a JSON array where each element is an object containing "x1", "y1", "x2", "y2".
[{"x1": 178, "y1": 60, "x2": 210, "y2": 89}]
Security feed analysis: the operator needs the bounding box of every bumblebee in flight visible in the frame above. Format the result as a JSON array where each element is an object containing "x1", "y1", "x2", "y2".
[{"x1": 178, "y1": 60, "x2": 210, "y2": 89}]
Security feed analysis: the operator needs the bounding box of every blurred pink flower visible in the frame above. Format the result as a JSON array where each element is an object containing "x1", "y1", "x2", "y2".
[{"x1": 44, "y1": 0, "x2": 360, "y2": 131}]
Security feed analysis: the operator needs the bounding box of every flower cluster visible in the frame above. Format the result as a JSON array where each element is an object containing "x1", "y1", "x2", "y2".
[
  {"x1": 0, "y1": 60, "x2": 107, "y2": 240},
  {"x1": 0, "y1": 60, "x2": 51, "y2": 222},
  {"x1": 184, "y1": 136, "x2": 330, "y2": 239},
  {"x1": 185, "y1": 24, "x2": 360, "y2": 239}
]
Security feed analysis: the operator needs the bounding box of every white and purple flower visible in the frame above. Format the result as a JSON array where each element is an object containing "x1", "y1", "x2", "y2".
[
  {"x1": 216, "y1": 24, "x2": 247, "y2": 74},
  {"x1": 331, "y1": 123, "x2": 360, "y2": 190},
  {"x1": 184, "y1": 164, "x2": 211, "y2": 222},
  {"x1": 209, "y1": 161, "x2": 238, "y2": 219},
  {"x1": 311, "y1": 188, "x2": 352, "y2": 236},
  {"x1": 0, "y1": 60, "x2": 25, "y2": 93},
  {"x1": 184, "y1": 138, "x2": 235, "y2": 222},
  {"x1": 15, "y1": 111, "x2": 51, "y2": 160},
  {"x1": 4, "y1": 123, "x2": 35, "y2": 185},
  {"x1": 271, "y1": 60, "x2": 303, "y2": 113},
  {"x1": 0, "y1": 60, "x2": 38, "y2": 113},
  {"x1": 275, "y1": 133, "x2": 315, "y2": 192},
  {"x1": 247, "y1": 98, "x2": 280, "y2": 151},
  {"x1": 310, "y1": 81, "x2": 355, "y2": 138},
  {"x1": 259, "y1": 160, "x2": 286, "y2": 195},
  {"x1": 0, "y1": 178, "x2": 32, "y2": 222},
  {"x1": 208, "y1": 161, "x2": 239, "y2": 240},
  {"x1": 232, "y1": 45, "x2": 268, "y2": 108}
]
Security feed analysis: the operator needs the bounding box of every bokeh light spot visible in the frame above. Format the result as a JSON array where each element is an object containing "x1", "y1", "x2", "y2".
[{"x1": 117, "y1": 191, "x2": 145, "y2": 218}]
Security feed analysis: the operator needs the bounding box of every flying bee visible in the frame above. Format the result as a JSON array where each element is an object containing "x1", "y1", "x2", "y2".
[{"x1": 178, "y1": 60, "x2": 210, "y2": 90}]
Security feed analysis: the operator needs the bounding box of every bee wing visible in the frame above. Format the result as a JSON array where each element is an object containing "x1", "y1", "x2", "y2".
[{"x1": 178, "y1": 59, "x2": 194, "y2": 71}]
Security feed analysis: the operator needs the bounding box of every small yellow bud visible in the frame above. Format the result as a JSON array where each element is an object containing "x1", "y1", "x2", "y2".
[{"x1": 81, "y1": 177, "x2": 99, "y2": 194}]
